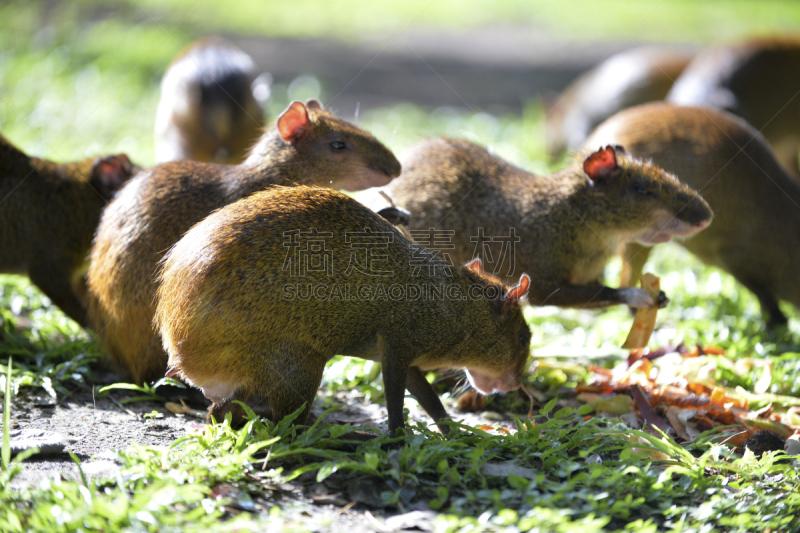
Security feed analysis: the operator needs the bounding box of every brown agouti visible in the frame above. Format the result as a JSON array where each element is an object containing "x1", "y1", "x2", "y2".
[
  {"x1": 585, "y1": 102, "x2": 800, "y2": 327},
  {"x1": 88, "y1": 99, "x2": 401, "y2": 385},
  {"x1": 153, "y1": 185, "x2": 532, "y2": 433},
  {"x1": 667, "y1": 37, "x2": 800, "y2": 178},
  {"x1": 545, "y1": 46, "x2": 694, "y2": 162},
  {"x1": 155, "y1": 37, "x2": 265, "y2": 164},
  {"x1": 388, "y1": 138, "x2": 713, "y2": 310},
  {"x1": 0, "y1": 134, "x2": 138, "y2": 326}
]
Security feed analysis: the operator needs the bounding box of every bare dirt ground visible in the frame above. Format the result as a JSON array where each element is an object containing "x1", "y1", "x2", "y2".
[{"x1": 7, "y1": 365, "x2": 525, "y2": 532}]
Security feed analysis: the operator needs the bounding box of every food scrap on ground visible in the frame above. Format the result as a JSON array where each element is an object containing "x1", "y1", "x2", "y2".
[{"x1": 576, "y1": 344, "x2": 800, "y2": 451}]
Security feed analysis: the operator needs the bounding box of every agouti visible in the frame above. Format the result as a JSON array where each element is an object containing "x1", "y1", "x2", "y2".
[
  {"x1": 387, "y1": 138, "x2": 712, "y2": 310},
  {"x1": 667, "y1": 37, "x2": 800, "y2": 178},
  {"x1": 153, "y1": 185, "x2": 532, "y2": 433},
  {"x1": 0, "y1": 134, "x2": 138, "y2": 326},
  {"x1": 88, "y1": 99, "x2": 401, "y2": 385},
  {"x1": 154, "y1": 37, "x2": 265, "y2": 164},
  {"x1": 545, "y1": 46, "x2": 694, "y2": 162},
  {"x1": 585, "y1": 102, "x2": 800, "y2": 327}
]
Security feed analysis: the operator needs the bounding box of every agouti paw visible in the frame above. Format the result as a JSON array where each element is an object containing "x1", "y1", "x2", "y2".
[
  {"x1": 620, "y1": 287, "x2": 654, "y2": 309},
  {"x1": 657, "y1": 291, "x2": 670, "y2": 309}
]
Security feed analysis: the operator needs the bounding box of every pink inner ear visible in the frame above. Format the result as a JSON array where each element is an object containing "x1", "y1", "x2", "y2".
[
  {"x1": 92, "y1": 155, "x2": 129, "y2": 189},
  {"x1": 464, "y1": 258, "x2": 484, "y2": 275},
  {"x1": 506, "y1": 273, "x2": 530, "y2": 303},
  {"x1": 278, "y1": 101, "x2": 310, "y2": 143},
  {"x1": 583, "y1": 146, "x2": 618, "y2": 182}
]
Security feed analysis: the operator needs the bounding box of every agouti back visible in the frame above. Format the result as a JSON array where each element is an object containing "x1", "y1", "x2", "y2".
[
  {"x1": 545, "y1": 46, "x2": 694, "y2": 162},
  {"x1": 388, "y1": 138, "x2": 712, "y2": 310},
  {"x1": 585, "y1": 102, "x2": 800, "y2": 327},
  {"x1": 155, "y1": 37, "x2": 265, "y2": 164},
  {"x1": 88, "y1": 99, "x2": 401, "y2": 385},
  {"x1": 0, "y1": 134, "x2": 138, "y2": 326},
  {"x1": 154, "y1": 186, "x2": 532, "y2": 433},
  {"x1": 667, "y1": 37, "x2": 800, "y2": 178}
]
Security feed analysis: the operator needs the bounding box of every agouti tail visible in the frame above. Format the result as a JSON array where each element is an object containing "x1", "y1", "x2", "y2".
[
  {"x1": 388, "y1": 138, "x2": 712, "y2": 310},
  {"x1": 154, "y1": 186, "x2": 532, "y2": 433},
  {"x1": 88, "y1": 99, "x2": 401, "y2": 385},
  {"x1": 0, "y1": 133, "x2": 138, "y2": 326}
]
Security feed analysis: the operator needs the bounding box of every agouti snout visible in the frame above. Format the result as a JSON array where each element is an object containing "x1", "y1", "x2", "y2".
[{"x1": 154, "y1": 186, "x2": 532, "y2": 434}]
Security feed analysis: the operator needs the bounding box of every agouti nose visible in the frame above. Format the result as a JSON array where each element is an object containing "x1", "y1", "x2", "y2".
[
  {"x1": 379, "y1": 155, "x2": 402, "y2": 178},
  {"x1": 677, "y1": 192, "x2": 713, "y2": 227}
]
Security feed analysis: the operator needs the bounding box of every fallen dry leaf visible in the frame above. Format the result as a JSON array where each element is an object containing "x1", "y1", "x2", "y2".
[{"x1": 622, "y1": 273, "x2": 660, "y2": 350}]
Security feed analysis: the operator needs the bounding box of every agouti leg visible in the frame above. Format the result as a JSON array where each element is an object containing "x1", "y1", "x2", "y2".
[
  {"x1": 739, "y1": 280, "x2": 787, "y2": 328},
  {"x1": 621, "y1": 243, "x2": 652, "y2": 288},
  {"x1": 379, "y1": 343, "x2": 410, "y2": 435},
  {"x1": 405, "y1": 366, "x2": 450, "y2": 434},
  {"x1": 263, "y1": 351, "x2": 326, "y2": 426},
  {"x1": 535, "y1": 283, "x2": 665, "y2": 309},
  {"x1": 28, "y1": 263, "x2": 88, "y2": 327}
]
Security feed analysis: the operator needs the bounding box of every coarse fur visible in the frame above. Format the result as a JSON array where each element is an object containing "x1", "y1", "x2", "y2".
[
  {"x1": 388, "y1": 137, "x2": 712, "y2": 310},
  {"x1": 668, "y1": 37, "x2": 800, "y2": 178},
  {"x1": 88, "y1": 100, "x2": 401, "y2": 385},
  {"x1": 154, "y1": 37, "x2": 265, "y2": 164},
  {"x1": 154, "y1": 186, "x2": 532, "y2": 433},
  {"x1": 586, "y1": 102, "x2": 800, "y2": 327},
  {"x1": 0, "y1": 134, "x2": 138, "y2": 326},
  {"x1": 545, "y1": 46, "x2": 694, "y2": 162}
]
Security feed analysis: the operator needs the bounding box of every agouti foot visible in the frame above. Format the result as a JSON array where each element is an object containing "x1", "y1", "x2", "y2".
[
  {"x1": 207, "y1": 400, "x2": 247, "y2": 427},
  {"x1": 657, "y1": 290, "x2": 670, "y2": 308},
  {"x1": 620, "y1": 287, "x2": 654, "y2": 308}
]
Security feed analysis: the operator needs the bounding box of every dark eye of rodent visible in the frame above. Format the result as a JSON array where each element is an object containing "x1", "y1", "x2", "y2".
[
  {"x1": 330, "y1": 141, "x2": 346, "y2": 150},
  {"x1": 633, "y1": 184, "x2": 650, "y2": 196}
]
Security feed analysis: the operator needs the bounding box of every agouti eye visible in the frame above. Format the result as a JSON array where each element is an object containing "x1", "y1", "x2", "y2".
[
  {"x1": 633, "y1": 184, "x2": 650, "y2": 196},
  {"x1": 330, "y1": 141, "x2": 346, "y2": 151}
]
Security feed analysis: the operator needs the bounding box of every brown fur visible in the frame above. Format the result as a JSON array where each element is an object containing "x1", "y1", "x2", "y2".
[
  {"x1": 0, "y1": 134, "x2": 138, "y2": 326},
  {"x1": 545, "y1": 46, "x2": 694, "y2": 161},
  {"x1": 88, "y1": 101, "x2": 401, "y2": 385},
  {"x1": 154, "y1": 186, "x2": 531, "y2": 433},
  {"x1": 388, "y1": 137, "x2": 712, "y2": 309},
  {"x1": 668, "y1": 37, "x2": 800, "y2": 178},
  {"x1": 586, "y1": 102, "x2": 800, "y2": 327},
  {"x1": 154, "y1": 37, "x2": 265, "y2": 164}
]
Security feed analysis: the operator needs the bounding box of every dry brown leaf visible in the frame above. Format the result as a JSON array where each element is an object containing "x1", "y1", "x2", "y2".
[{"x1": 622, "y1": 273, "x2": 660, "y2": 350}]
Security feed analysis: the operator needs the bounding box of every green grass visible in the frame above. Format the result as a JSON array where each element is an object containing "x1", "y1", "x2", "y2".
[{"x1": 2, "y1": 1, "x2": 800, "y2": 531}]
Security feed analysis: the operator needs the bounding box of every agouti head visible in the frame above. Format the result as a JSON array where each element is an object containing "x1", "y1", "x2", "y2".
[
  {"x1": 580, "y1": 145, "x2": 713, "y2": 244},
  {"x1": 246, "y1": 99, "x2": 401, "y2": 191},
  {"x1": 460, "y1": 258, "x2": 531, "y2": 394}
]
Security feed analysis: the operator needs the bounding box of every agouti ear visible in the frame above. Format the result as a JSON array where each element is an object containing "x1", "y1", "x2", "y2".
[
  {"x1": 583, "y1": 145, "x2": 621, "y2": 183},
  {"x1": 90, "y1": 153, "x2": 134, "y2": 200},
  {"x1": 504, "y1": 273, "x2": 530, "y2": 305},
  {"x1": 277, "y1": 101, "x2": 311, "y2": 143},
  {"x1": 464, "y1": 257, "x2": 484, "y2": 275},
  {"x1": 305, "y1": 99, "x2": 324, "y2": 111}
]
